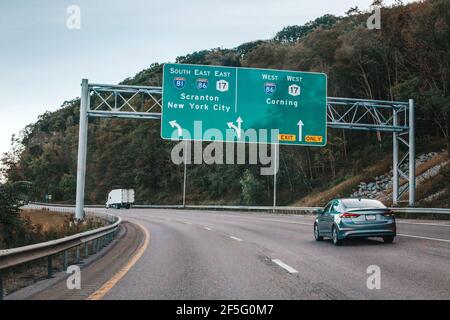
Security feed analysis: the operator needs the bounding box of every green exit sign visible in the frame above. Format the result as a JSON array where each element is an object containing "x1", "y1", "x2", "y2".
[{"x1": 161, "y1": 63, "x2": 327, "y2": 146}]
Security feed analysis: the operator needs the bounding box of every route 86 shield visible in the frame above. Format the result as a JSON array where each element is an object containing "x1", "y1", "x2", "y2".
[
  {"x1": 264, "y1": 82, "x2": 276, "y2": 95},
  {"x1": 173, "y1": 77, "x2": 186, "y2": 89},
  {"x1": 196, "y1": 78, "x2": 209, "y2": 90}
]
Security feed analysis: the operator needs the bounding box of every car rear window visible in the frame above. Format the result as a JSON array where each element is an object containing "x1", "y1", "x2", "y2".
[{"x1": 341, "y1": 199, "x2": 386, "y2": 209}]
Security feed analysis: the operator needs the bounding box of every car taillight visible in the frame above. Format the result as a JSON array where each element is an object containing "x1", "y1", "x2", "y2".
[
  {"x1": 383, "y1": 210, "x2": 395, "y2": 217},
  {"x1": 340, "y1": 212, "x2": 360, "y2": 218}
]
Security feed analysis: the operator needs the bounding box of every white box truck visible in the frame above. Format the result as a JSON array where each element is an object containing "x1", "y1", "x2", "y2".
[{"x1": 106, "y1": 189, "x2": 135, "y2": 209}]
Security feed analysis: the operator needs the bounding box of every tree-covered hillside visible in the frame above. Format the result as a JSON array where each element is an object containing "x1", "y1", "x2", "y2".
[{"x1": 2, "y1": 0, "x2": 449, "y2": 206}]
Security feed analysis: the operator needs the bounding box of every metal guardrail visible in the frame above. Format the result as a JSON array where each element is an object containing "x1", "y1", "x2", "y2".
[
  {"x1": 133, "y1": 204, "x2": 322, "y2": 213},
  {"x1": 0, "y1": 206, "x2": 121, "y2": 300},
  {"x1": 30, "y1": 202, "x2": 450, "y2": 215},
  {"x1": 132, "y1": 204, "x2": 450, "y2": 215},
  {"x1": 30, "y1": 202, "x2": 103, "y2": 208},
  {"x1": 26, "y1": 202, "x2": 450, "y2": 215},
  {"x1": 388, "y1": 207, "x2": 450, "y2": 215}
]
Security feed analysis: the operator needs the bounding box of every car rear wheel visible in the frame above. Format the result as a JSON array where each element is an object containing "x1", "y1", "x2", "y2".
[
  {"x1": 332, "y1": 226, "x2": 342, "y2": 246},
  {"x1": 383, "y1": 236, "x2": 395, "y2": 243},
  {"x1": 314, "y1": 223, "x2": 323, "y2": 241}
]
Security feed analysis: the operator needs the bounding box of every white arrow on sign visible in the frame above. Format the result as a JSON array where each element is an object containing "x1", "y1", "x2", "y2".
[
  {"x1": 169, "y1": 120, "x2": 183, "y2": 137},
  {"x1": 297, "y1": 120, "x2": 304, "y2": 142},
  {"x1": 227, "y1": 117, "x2": 243, "y2": 139}
]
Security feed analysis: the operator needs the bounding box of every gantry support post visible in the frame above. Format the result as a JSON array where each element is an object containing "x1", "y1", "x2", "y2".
[
  {"x1": 392, "y1": 110, "x2": 399, "y2": 206},
  {"x1": 408, "y1": 99, "x2": 415, "y2": 206},
  {"x1": 75, "y1": 79, "x2": 89, "y2": 220}
]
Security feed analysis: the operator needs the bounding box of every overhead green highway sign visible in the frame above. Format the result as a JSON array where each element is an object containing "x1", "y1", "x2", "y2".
[{"x1": 161, "y1": 63, "x2": 327, "y2": 146}]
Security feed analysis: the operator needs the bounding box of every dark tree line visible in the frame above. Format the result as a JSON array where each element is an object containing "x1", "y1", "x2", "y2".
[{"x1": 1, "y1": 0, "x2": 449, "y2": 207}]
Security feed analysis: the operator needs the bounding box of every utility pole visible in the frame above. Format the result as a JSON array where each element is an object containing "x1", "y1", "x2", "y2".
[
  {"x1": 183, "y1": 141, "x2": 188, "y2": 207},
  {"x1": 273, "y1": 143, "x2": 278, "y2": 209}
]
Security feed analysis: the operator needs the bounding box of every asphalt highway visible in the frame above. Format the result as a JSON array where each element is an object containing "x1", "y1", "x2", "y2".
[{"x1": 99, "y1": 209, "x2": 450, "y2": 300}]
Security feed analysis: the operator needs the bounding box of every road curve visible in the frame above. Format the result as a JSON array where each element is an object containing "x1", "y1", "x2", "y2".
[{"x1": 99, "y1": 208, "x2": 450, "y2": 300}]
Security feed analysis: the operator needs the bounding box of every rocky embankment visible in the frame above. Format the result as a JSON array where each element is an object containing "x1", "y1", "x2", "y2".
[{"x1": 349, "y1": 152, "x2": 446, "y2": 199}]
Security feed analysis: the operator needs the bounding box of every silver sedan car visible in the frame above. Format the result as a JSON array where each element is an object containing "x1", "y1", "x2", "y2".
[{"x1": 314, "y1": 198, "x2": 396, "y2": 245}]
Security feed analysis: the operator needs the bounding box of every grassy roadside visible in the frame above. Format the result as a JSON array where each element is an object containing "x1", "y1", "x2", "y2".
[{"x1": 1, "y1": 209, "x2": 107, "y2": 297}]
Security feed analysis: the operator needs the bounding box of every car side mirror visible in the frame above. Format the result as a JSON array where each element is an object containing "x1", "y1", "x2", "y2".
[{"x1": 316, "y1": 209, "x2": 324, "y2": 215}]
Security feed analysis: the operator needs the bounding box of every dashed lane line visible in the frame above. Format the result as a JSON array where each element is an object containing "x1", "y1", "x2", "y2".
[{"x1": 272, "y1": 259, "x2": 298, "y2": 274}]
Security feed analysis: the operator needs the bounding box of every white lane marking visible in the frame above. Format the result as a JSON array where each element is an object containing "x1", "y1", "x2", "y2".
[
  {"x1": 183, "y1": 221, "x2": 192, "y2": 225},
  {"x1": 397, "y1": 221, "x2": 450, "y2": 227},
  {"x1": 229, "y1": 236, "x2": 243, "y2": 242},
  {"x1": 203, "y1": 226, "x2": 212, "y2": 231},
  {"x1": 272, "y1": 259, "x2": 298, "y2": 274},
  {"x1": 398, "y1": 234, "x2": 450, "y2": 243}
]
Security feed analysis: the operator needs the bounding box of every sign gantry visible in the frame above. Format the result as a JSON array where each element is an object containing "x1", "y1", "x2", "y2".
[{"x1": 75, "y1": 66, "x2": 414, "y2": 219}]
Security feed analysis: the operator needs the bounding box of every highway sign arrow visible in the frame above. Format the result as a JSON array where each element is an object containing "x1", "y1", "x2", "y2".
[
  {"x1": 297, "y1": 120, "x2": 304, "y2": 142},
  {"x1": 227, "y1": 117, "x2": 243, "y2": 139},
  {"x1": 169, "y1": 120, "x2": 183, "y2": 137}
]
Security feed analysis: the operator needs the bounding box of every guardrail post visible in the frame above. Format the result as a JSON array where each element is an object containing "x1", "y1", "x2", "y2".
[
  {"x1": 0, "y1": 271, "x2": 4, "y2": 300},
  {"x1": 47, "y1": 256, "x2": 53, "y2": 278},
  {"x1": 76, "y1": 246, "x2": 80, "y2": 264},
  {"x1": 84, "y1": 242, "x2": 88, "y2": 257},
  {"x1": 63, "y1": 250, "x2": 68, "y2": 271}
]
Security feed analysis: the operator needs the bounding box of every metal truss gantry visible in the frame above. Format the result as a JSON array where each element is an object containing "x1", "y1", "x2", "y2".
[{"x1": 75, "y1": 79, "x2": 415, "y2": 219}]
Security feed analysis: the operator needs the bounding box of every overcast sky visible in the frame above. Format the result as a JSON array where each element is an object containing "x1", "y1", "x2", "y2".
[{"x1": 0, "y1": 0, "x2": 412, "y2": 157}]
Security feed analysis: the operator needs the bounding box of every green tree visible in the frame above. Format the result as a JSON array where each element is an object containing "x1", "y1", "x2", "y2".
[
  {"x1": 59, "y1": 174, "x2": 76, "y2": 202},
  {"x1": 240, "y1": 170, "x2": 264, "y2": 206},
  {"x1": 0, "y1": 183, "x2": 33, "y2": 248}
]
